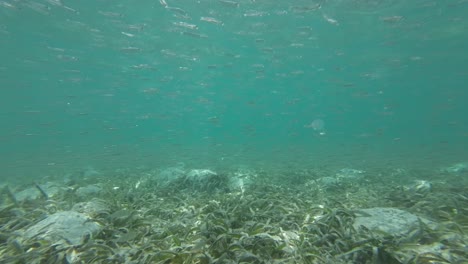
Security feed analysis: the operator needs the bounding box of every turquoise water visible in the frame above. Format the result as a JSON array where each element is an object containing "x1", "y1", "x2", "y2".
[{"x1": 1, "y1": 0, "x2": 467, "y2": 180}]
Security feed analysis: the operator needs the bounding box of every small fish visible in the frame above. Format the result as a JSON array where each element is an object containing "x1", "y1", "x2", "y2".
[
  {"x1": 218, "y1": 0, "x2": 239, "y2": 7},
  {"x1": 173, "y1": 21, "x2": 198, "y2": 30},
  {"x1": 200, "y1": 17, "x2": 223, "y2": 25},
  {"x1": 121, "y1": 31, "x2": 134, "y2": 37},
  {"x1": 323, "y1": 14, "x2": 339, "y2": 25},
  {"x1": 181, "y1": 31, "x2": 207, "y2": 38},
  {"x1": 166, "y1": 6, "x2": 188, "y2": 16}
]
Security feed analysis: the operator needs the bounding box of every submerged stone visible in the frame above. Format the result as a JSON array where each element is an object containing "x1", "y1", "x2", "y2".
[
  {"x1": 23, "y1": 211, "x2": 101, "y2": 245},
  {"x1": 336, "y1": 168, "x2": 364, "y2": 179},
  {"x1": 156, "y1": 166, "x2": 186, "y2": 186},
  {"x1": 186, "y1": 169, "x2": 217, "y2": 180},
  {"x1": 72, "y1": 198, "x2": 110, "y2": 218},
  {"x1": 406, "y1": 180, "x2": 432, "y2": 194},
  {"x1": 353, "y1": 207, "x2": 434, "y2": 237},
  {"x1": 316, "y1": 176, "x2": 338, "y2": 187},
  {"x1": 228, "y1": 169, "x2": 256, "y2": 192},
  {"x1": 441, "y1": 162, "x2": 468, "y2": 174},
  {"x1": 75, "y1": 184, "x2": 103, "y2": 198},
  {"x1": 15, "y1": 182, "x2": 64, "y2": 202},
  {"x1": 185, "y1": 169, "x2": 223, "y2": 191}
]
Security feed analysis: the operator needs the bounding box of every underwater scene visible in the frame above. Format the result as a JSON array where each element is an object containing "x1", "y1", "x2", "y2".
[{"x1": 1, "y1": 0, "x2": 468, "y2": 263}]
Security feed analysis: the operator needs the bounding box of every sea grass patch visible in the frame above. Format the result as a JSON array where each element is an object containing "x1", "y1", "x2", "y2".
[{"x1": 0, "y1": 166, "x2": 467, "y2": 263}]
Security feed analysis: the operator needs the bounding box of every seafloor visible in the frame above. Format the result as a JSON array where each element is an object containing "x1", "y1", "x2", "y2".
[{"x1": 0, "y1": 164, "x2": 467, "y2": 264}]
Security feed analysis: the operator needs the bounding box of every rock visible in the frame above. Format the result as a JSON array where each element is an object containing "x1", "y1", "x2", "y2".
[
  {"x1": 310, "y1": 168, "x2": 365, "y2": 190},
  {"x1": 441, "y1": 162, "x2": 468, "y2": 174},
  {"x1": 23, "y1": 211, "x2": 102, "y2": 245},
  {"x1": 336, "y1": 168, "x2": 364, "y2": 179},
  {"x1": 186, "y1": 169, "x2": 217, "y2": 180},
  {"x1": 81, "y1": 166, "x2": 100, "y2": 178},
  {"x1": 15, "y1": 182, "x2": 64, "y2": 202},
  {"x1": 228, "y1": 169, "x2": 256, "y2": 193},
  {"x1": 406, "y1": 180, "x2": 432, "y2": 194},
  {"x1": 72, "y1": 199, "x2": 110, "y2": 218},
  {"x1": 185, "y1": 169, "x2": 223, "y2": 191},
  {"x1": 316, "y1": 176, "x2": 339, "y2": 187},
  {"x1": 156, "y1": 167, "x2": 186, "y2": 187},
  {"x1": 147, "y1": 167, "x2": 228, "y2": 191},
  {"x1": 353, "y1": 207, "x2": 434, "y2": 237},
  {"x1": 75, "y1": 184, "x2": 103, "y2": 198}
]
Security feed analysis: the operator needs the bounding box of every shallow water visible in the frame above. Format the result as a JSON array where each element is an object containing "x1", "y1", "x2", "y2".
[
  {"x1": 1, "y1": 0, "x2": 467, "y2": 181},
  {"x1": 0, "y1": 1, "x2": 467, "y2": 261}
]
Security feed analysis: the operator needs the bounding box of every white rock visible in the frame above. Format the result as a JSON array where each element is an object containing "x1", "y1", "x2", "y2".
[
  {"x1": 354, "y1": 207, "x2": 435, "y2": 237},
  {"x1": 186, "y1": 169, "x2": 217, "y2": 180}
]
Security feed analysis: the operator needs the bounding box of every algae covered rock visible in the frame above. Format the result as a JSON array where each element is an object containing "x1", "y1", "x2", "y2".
[
  {"x1": 72, "y1": 198, "x2": 110, "y2": 218},
  {"x1": 23, "y1": 211, "x2": 102, "y2": 245}
]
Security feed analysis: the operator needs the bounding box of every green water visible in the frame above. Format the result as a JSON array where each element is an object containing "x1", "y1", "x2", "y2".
[{"x1": 1, "y1": 0, "x2": 467, "y2": 180}]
